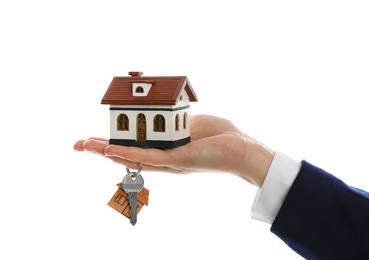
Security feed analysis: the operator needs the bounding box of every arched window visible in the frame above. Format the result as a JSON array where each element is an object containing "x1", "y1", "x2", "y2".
[
  {"x1": 175, "y1": 114, "x2": 179, "y2": 131},
  {"x1": 154, "y1": 115, "x2": 165, "y2": 132},
  {"x1": 183, "y1": 112, "x2": 187, "y2": 129},
  {"x1": 135, "y1": 86, "x2": 144, "y2": 93},
  {"x1": 117, "y1": 114, "x2": 129, "y2": 131}
]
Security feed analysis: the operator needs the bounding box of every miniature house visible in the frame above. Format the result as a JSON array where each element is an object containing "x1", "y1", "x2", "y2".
[{"x1": 101, "y1": 72, "x2": 198, "y2": 149}]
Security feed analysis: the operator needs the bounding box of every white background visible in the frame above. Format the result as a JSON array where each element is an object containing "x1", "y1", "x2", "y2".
[{"x1": 1, "y1": 1, "x2": 368, "y2": 259}]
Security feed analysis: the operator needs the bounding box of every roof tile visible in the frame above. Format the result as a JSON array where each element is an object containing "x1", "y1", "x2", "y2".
[{"x1": 101, "y1": 75, "x2": 198, "y2": 105}]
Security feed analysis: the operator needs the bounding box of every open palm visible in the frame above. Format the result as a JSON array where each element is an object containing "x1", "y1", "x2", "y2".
[{"x1": 74, "y1": 114, "x2": 274, "y2": 187}]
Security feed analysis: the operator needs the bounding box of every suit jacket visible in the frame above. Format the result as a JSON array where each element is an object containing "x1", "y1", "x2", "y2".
[{"x1": 271, "y1": 161, "x2": 369, "y2": 259}]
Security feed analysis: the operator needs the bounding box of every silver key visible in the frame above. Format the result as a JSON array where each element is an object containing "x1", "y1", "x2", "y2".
[{"x1": 122, "y1": 166, "x2": 144, "y2": 225}]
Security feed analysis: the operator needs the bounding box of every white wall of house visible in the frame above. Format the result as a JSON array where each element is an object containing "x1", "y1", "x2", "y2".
[
  {"x1": 173, "y1": 89, "x2": 190, "y2": 108},
  {"x1": 109, "y1": 90, "x2": 191, "y2": 142},
  {"x1": 172, "y1": 108, "x2": 190, "y2": 140}
]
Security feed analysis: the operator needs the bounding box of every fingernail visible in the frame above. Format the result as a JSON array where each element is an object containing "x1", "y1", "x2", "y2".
[
  {"x1": 104, "y1": 151, "x2": 116, "y2": 157},
  {"x1": 84, "y1": 148, "x2": 96, "y2": 153},
  {"x1": 82, "y1": 140, "x2": 94, "y2": 152}
]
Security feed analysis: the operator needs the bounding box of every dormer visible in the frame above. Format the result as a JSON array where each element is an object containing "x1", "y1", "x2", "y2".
[
  {"x1": 128, "y1": 71, "x2": 155, "y2": 97},
  {"x1": 132, "y1": 82, "x2": 152, "y2": 97}
]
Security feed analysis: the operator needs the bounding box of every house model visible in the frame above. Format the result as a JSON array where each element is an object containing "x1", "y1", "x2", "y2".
[{"x1": 101, "y1": 72, "x2": 198, "y2": 149}]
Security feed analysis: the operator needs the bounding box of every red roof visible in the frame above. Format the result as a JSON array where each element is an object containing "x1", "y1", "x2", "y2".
[{"x1": 101, "y1": 72, "x2": 198, "y2": 105}]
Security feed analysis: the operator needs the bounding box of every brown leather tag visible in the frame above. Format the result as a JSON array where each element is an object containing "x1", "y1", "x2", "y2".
[{"x1": 108, "y1": 183, "x2": 149, "y2": 219}]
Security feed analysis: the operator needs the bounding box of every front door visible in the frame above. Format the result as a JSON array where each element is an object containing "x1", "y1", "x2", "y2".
[{"x1": 137, "y1": 113, "x2": 146, "y2": 142}]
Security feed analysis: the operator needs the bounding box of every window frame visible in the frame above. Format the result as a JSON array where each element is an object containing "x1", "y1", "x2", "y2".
[
  {"x1": 153, "y1": 114, "x2": 166, "y2": 132},
  {"x1": 175, "y1": 114, "x2": 180, "y2": 131},
  {"x1": 183, "y1": 112, "x2": 187, "y2": 129},
  {"x1": 135, "y1": 86, "x2": 144, "y2": 93},
  {"x1": 117, "y1": 114, "x2": 129, "y2": 131}
]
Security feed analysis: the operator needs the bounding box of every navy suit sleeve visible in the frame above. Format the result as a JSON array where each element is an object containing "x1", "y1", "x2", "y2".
[{"x1": 271, "y1": 161, "x2": 369, "y2": 260}]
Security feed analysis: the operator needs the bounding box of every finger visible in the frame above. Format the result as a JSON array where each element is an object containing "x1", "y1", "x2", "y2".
[
  {"x1": 74, "y1": 137, "x2": 109, "y2": 151},
  {"x1": 76, "y1": 139, "x2": 184, "y2": 173},
  {"x1": 86, "y1": 137, "x2": 109, "y2": 143},
  {"x1": 83, "y1": 139, "x2": 109, "y2": 155},
  {"x1": 104, "y1": 145, "x2": 175, "y2": 168},
  {"x1": 78, "y1": 139, "x2": 186, "y2": 173},
  {"x1": 74, "y1": 139, "x2": 86, "y2": 151},
  {"x1": 105, "y1": 156, "x2": 187, "y2": 174}
]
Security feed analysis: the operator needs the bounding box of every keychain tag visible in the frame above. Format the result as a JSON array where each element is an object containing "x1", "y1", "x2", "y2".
[{"x1": 108, "y1": 183, "x2": 149, "y2": 219}]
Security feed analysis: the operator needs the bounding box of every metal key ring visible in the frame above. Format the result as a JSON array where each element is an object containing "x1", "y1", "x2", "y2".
[{"x1": 125, "y1": 163, "x2": 143, "y2": 178}]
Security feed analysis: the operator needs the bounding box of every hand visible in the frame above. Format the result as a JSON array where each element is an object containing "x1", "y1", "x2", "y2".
[{"x1": 74, "y1": 115, "x2": 275, "y2": 187}]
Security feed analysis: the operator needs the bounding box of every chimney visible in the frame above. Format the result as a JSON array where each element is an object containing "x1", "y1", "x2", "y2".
[{"x1": 129, "y1": 71, "x2": 143, "y2": 77}]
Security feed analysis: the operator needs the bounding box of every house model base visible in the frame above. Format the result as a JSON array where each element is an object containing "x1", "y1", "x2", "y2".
[
  {"x1": 109, "y1": 136, "x2": 190, "y2": 149},
  {"x1": 101, "y1": 72, "x2": 198, "y2": 149}
]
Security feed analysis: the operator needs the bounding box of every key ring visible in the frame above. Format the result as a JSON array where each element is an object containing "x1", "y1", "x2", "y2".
[{"x1": 125, "y1": 163, "x2": 143, "y2": 179}]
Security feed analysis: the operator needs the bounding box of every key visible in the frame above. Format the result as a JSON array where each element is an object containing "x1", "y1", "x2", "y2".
[{"x1": 122, "y1": 171, "x2": 144, "y2": 225}]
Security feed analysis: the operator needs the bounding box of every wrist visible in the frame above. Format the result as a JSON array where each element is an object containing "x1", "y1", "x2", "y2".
[{"x1": 237, "y1": 136, "x2": 275, "y2": 188}]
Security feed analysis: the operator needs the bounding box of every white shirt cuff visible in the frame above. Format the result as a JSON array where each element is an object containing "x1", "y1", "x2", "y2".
[{"x1": 251, "y1": 151, "x2": 301, "y2": 224}]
